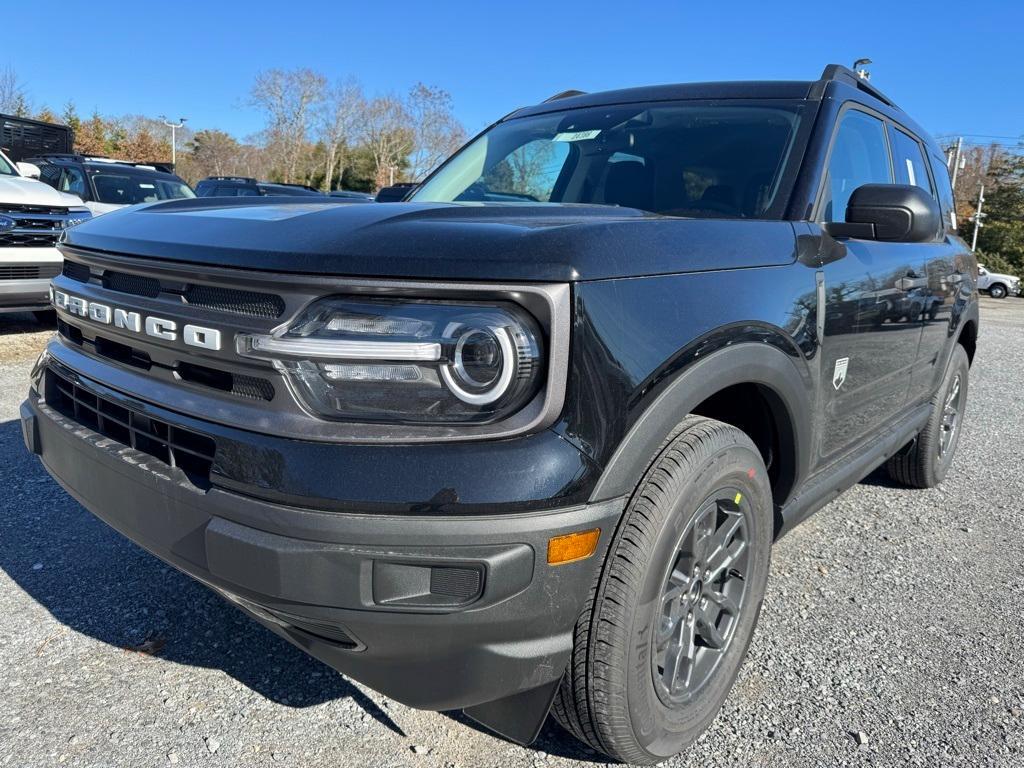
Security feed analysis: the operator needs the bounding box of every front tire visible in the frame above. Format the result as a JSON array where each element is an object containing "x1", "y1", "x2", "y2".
[
  {"x1": 553, "y1": 416, "x2": 773, "y2": 764},
  {"x1": 886, "y1": 345, "x2": 969, "y2": 488},
  {"x1": 989, "y1": 283, "x2": 1007, "y2": 299}
]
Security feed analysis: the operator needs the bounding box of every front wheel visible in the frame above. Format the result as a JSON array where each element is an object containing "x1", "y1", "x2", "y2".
[
  {"x1": 552, "y1": 416, "x2": 773, "y2": 764},
  {"x1": 989, "y1": 284, "x2": 1007, "y2": 299}
]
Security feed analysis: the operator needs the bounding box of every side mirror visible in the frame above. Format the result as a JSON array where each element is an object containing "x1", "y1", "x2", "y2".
[
  {"x1": 16, "y1": 161, "x2": 41, "y2": 179},
  {"x1": 827, "y1": 184, "x2": 941, "y2": 243}
]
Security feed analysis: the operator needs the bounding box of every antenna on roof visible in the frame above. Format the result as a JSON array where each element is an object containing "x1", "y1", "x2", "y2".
[{"x1": 853, "y1": 58, "x2": 872, "y2": 80}]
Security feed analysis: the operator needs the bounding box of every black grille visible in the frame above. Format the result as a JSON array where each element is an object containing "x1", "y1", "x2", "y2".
[
  {"x1": 0, "y1": 231, "x2": 60, "y2": 248},
  {"x1": 45, "y1": 368, "x2": 216, "y2": 488},
  {"x1": 0, "y1": 263, "x2": 61, "y2": 280},
  {"x1": 101, "y1": 270, "x2": 162, "y2": 298},
  {"x1": 73, "y1": 264, "x2": 287, "y2": 320},
  {"x1": 62, "y1": 260, "x2": 92, "y2": 283},
  {"x1": 430, "y1": 567, "x2": 483, "y2": 600},
  {"x1": 184, "y1": 284, "x2": 285, "y2": 319},
  {"x1": 176, "y1": 361, "x2": 275, "y2": 401}
]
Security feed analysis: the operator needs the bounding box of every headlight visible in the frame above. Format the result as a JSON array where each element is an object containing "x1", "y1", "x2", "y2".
[{"x1": 238, "y1": 297, "x2": 545, "y2": 423}]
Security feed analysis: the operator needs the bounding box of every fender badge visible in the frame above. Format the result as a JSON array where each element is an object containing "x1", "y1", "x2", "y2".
[{"x1": 833, "y1": 357, "x2": 849, "y2": 390}]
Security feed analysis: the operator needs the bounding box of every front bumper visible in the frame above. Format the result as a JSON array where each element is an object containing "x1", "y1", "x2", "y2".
[
  {"x1": 21, "y1": 364, "x2": 622, "y2": 732},
  {"x1": 0, "y1": 277, "x2": 53, "y2": 312},
  {"x1": 0, "y1": 247, "x2": 61, "y2": 311}
]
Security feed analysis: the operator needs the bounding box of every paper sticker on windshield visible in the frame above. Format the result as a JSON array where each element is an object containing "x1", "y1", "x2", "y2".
[{"x1": 553, "y1": 129, "x2": 600, "y2": 142}]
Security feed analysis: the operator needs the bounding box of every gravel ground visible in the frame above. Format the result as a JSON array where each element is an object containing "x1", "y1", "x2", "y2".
[{"x1": 1, "y1": 301, "x2": 1021, "y2": 767}]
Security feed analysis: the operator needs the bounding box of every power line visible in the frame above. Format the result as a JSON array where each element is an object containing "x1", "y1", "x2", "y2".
[{"x1": 935, "y1": 133, "x2": 1023, "y2": 140}]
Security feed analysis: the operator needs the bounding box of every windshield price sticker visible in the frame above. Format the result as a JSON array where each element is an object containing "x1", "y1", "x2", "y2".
[{"x1": 553, "y1": 129, "x2": 601, "y2": 142}]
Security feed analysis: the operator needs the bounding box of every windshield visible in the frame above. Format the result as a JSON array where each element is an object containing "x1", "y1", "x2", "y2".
[
  {"x1": 0, "y1": 151, "x2": 16, "y2": 177},
  {"x1": 413, "y1": 101, "x2": 804, "y2": 218},
  {"x1": 91, "y1": 173, "x2": 196, "y2": 205}
]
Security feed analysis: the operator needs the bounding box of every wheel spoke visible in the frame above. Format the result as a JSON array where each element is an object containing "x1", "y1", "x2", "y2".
[
  {"x1": 705, "y1": 588, "x2": 740, "y2": 617},
  {"x1": 661, "y1": 613, "x2": 696, "y2": 693},
  {"x1": 705, "y1": 511, "x2": 745, "y2": 580},
  {"x1": 656, "y1": 584, "x2": 687, "y2": 646},
  {"x1": 696, "y1": 612, "x2": 727, "y2": 650},
  {"x1": 697, "y1": 589, "x2": 738, "y2": 650}
]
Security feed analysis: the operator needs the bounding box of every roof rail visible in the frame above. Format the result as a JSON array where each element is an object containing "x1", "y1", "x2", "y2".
[
  {"x1": 33, "y1": 153, "x2": 176, "y2": 173},
  {"x1": 204, "y1": 176, "x2": 257, "y2": 183},
  {"x1": 816, "y1": 64, "x2": 897, "y2": 108},
  {"x1": 543, "y1": 89, "x2": 586, "y2": 103},
  {"x1": 29, "y1": 152, "x2": 86, "y2": 162}
]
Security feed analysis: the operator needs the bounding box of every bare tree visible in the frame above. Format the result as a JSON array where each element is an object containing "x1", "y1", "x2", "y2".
[
  {"x1": 318, "y1": 79, "x2": 365, "y2": 191},
  {"x1": 185, "y1": 129, "x2": 240, "y2": 177},
  {"x1": 0, "y1": 65, "x2": 30, "y2": 115},
  {"x1": 406, "y1": 83, "x2": 466, "y2": 181},
  {"x1": 250, "y1": 68, "x2": 326, "y2": 183},
  {"x1": 363, "y1": 95, "x2": 414, "y2": 190}
]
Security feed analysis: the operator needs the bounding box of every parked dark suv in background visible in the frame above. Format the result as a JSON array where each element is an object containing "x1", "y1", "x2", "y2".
[
  {"x1": 28, "y1": 154, "x2": 194, "y2": 215},
  {"x1": 194, "y1": 176, "x2": 326, "y2": 198},
  {"x1": 22, "y1": 65, "x2": 977, "y2": 764}
]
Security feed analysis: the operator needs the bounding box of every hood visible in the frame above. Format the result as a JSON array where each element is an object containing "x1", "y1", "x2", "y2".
[
  {"x1": 62, "y1": 198, "x2": 799, "y2": 281},
  {"x1": 84, "y1": 200, "x2": 127, "y2": 217},
  {"x1": 0, "y1": 175, "x2": 83, "y2": 208},
  {"x1": 987, "y1": 270, "x2": 1019, "y2": 282}
]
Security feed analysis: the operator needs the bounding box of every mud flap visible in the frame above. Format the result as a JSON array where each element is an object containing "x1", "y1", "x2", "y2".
[{"x1": 462, "y1": 676, "x2": 563, "y2": 745}]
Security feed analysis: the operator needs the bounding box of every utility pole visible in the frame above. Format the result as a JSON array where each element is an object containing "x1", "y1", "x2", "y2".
[
  {"x1": 159, "y1": 116, "x2": 187, "y2": 166},
  {"x1": 949, "y1": 137, "x2": 963, "y2": 191},
  {"x1": 971, "y1": 185, "x2": 986, "y2": 251}
]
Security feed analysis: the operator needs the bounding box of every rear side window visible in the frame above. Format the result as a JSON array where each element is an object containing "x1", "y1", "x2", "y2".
[
  {"x1": 929, "y1": 154, "x2": 957, "y2": 233},
  {"x1": 890, "y1": 128, "x2": 934, "y2": 195},
  {"x1": 820, "y1": 109, "x2": 892, "y2": 222}
]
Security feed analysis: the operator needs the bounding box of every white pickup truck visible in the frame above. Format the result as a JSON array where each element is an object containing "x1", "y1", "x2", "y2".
[{"x1": 0, "y1": 150, "x2": 90, "y2": 320}]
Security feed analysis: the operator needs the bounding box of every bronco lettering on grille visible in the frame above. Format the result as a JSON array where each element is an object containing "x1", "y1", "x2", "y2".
[{"x1": 52, "y1": 289, "x2": 223, "y2": 351}]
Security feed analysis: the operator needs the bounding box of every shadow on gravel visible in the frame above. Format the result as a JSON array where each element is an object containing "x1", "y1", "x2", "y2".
[
  {"x1": 442, "y1": 709, "x2": 614, "y2": 763},
  {"x1": 0, "y1": 419, "x2": 404, "y2": 737},
  {"x1": 858, "y1": 464, "x2": 904, "y2": 489},
  {"x1": 0, "y1": 311, "x2": 55, "y2": 335}
]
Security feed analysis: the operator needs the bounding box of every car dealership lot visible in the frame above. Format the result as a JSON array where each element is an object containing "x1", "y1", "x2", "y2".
[{"x1": 0, "y1": 298, "x2": 1021, "y2": 768}]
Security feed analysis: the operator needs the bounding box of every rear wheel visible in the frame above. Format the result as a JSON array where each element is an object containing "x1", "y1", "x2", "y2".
[
  {"x1": 886, "y1": 345, "x2": 969, "y2": 488},
  {"x1": 552, "y1": 416, "x2": 773, "y2": 764},
  {"x1": 989, "y1": 284, "x2": 1007, "y2": 299}
]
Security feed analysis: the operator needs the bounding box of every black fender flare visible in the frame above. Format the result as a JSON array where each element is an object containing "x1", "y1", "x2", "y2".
[{"x1": 589, "y1": 342, "x2": 814, "y2": 520}]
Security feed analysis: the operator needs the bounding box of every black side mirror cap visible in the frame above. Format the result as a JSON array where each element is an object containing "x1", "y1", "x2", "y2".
[{"x1": 827, "y1": 184, "x2": 941, "y2": 243}]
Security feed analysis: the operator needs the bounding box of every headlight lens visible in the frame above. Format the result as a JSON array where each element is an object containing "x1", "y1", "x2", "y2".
[{"x1": 238, "y1": 297, "x2": 544, "y2": 423}]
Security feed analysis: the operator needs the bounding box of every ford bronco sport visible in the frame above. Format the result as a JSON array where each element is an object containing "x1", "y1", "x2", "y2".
[{"x1": 22, "y1": 65, "x2": 978, "y2": 764}]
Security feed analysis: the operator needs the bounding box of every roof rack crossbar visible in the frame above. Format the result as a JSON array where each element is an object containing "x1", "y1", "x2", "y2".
[{"x1": 817, "y1": 64, "x2": 897, "y2": 108}]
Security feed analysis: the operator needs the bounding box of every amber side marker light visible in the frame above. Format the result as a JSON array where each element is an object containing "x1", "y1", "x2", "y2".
[{"x1": 547, "y1": 529, "x2": 601, "y2": 565}]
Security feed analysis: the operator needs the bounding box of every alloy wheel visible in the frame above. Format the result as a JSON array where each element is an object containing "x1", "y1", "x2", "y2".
[
  {"x1": 652, "y1": 490, "x2": 751, "y2": 705},
  {"x1": 939, "y1": 373, "x2": 963, "y2": 459}
]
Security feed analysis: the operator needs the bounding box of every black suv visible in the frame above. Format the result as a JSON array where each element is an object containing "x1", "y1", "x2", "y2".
[
  {"x1": 22, "y1": 65, "x2": 977, "y2": 764},
  {"x1": 28, "y1": 154, "x2": 194, "y2": 212},
  {"x1": 194, "y1": 176, "x2": 326, "y2": 197}
]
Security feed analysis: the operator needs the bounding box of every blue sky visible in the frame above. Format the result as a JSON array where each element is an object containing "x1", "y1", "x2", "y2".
[{"x1": 4, "y1": 0, "x2": 1023, "y2": 149}]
